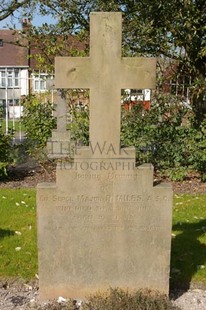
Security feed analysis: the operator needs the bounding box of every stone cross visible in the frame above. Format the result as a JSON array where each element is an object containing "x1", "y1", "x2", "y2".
[
  {"x1": 55, "y1": 12, "x2": 156, "y2": 155},
  {"x1": 37, "y1": 13, "x2": 173, "y2": 301},
  {"x1": 46, "y1": 79, "x2": 71, "y2": 158},
  {"x1": 46, "y1": 79, "x2": 67, "y2": 132}
]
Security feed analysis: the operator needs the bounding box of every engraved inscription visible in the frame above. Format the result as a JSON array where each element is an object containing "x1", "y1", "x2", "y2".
[
  {"x1": 75, "y1": 172, "x2": 100, "y2": 180},
  {"x1": 51, "y1": 194, "x2": 154, "y2": 205},
  {"x1": 53, "y1": 195, "x2": 74, "y2": 202},
  {"x1": 77, "y1": 195, "x2": 113, "y2": 203},
  {"x1": 39, "y1": 195, "x2": 49, "y2": 202},
  {"x1": 116, "y1": 194, "x2": 152, "y2": 203}
]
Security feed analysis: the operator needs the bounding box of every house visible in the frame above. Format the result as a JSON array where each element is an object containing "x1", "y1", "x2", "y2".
[
  {"x1": 0, "y1": 19, "x2": 87, "y2": 123},
  {"x1": 0, "y1": 20, "x2": 57, "y2": 122},
  {"x1": 0, "y1": 28, "x2": 29, "y2": 119},
  {"x1": 122, "y1": 88, "x2": 152, "y2": 111}
]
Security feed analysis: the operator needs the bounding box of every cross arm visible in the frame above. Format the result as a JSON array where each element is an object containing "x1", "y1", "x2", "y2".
[
  {"x1": 120, "y1": 58, "x2": 156, "y2": 89},
  {"x1": 55, "y1": 57, "x2": 91, "y2": 89}
]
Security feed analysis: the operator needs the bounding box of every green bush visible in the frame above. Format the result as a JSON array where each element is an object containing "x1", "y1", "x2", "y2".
[
  {"x1": 22, "y1": 95, "x2": 56, "y2": 158},
  {"x1": 121, "y1": 97, "x2": 205, "y2": 181},
  {"x1": 68, "y1": 103, "x2": 89, "y2": 145},
  {"x1": 121, "y1": 96, "x2": 191, "y2": 170},
  {"x1": 187, "y1": 118, "x2": 206, "y2": 181},
  {"x1": 68, "y1": 96, "x2": 206, "y2": 182},
  {"x1": 0, "y1": 129, "x2": 11, "y2": 178}
]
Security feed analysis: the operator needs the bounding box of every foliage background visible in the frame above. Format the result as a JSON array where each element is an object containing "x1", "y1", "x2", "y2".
[
  {"x1": 1, "y1": 1, "x2": 205, "y2": 121},
  {"x1": 69, "y1": 101, "x2": 206, "y2": 182},
  {"x1": 0, "y1": 130, "x2": 10, "y2": 178},
  {"x1": 0, "y1": 0, "x2": 205, "y2": 180},
  {"x1": 21, "y1": 95, "x2": 56, "y2": 158}
]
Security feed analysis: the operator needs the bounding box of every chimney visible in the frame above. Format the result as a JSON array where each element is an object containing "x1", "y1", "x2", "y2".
[{"x1": 22, "y1": 18, "x2": 32, "y2": 33}]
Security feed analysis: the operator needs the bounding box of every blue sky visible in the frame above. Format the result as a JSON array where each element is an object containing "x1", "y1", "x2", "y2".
[{"x1": 0, "y1": 12, "x2": 56, "y2": 29}]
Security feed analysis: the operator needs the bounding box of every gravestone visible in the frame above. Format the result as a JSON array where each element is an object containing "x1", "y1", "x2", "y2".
[
  {"x1": 46, "y1": 79, "x2": 72, "y2": 158},
  {"x1": 37, "y1": 12, "x2": 173, "y2": 301}
]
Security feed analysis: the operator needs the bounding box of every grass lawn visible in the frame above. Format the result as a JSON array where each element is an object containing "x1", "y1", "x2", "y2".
[
  {"x1": 0, "y1": 189, "x2": 206, "y2": 289},
  {"x1": 0, "y1": 119, "x2": 25, "y2": 133},
  {"x1": 171, "y1": 194, "x2": 206, "y2": 289},
  {"x1": 0, "y1": 188, "x2": 37, "y2": 280}
]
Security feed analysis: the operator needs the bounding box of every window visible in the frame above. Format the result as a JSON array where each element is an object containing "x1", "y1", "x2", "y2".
[
  {"x1": 7, "y1": 70, "x2": 13, "y2": 87},
  {"x1": 8, "y1": 99, "x2": 20, "y2": 106},
  {"x1": 0, "y1": 39, "x2": 3, "y2": 47},
  {"x1": 131, "y1": 89, "x2": 143, "y2": 94},
  {"x1": 33, "y1": 73, "x2": 49, "y2": 92},
  {"x1": 14, "y1": 70, "x2": 19, "y2": 87},
  {"x1": 0, "y1": 70, "x2": 6, "y2": 87},
  {"x1": 0, "y1": 69, "x2": 20, "y2": 88}
]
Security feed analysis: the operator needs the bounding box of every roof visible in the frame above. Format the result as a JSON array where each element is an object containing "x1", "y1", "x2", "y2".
[
  {"x1": 0, "y1": 30, "x2": 28, "y2": 67},
  {"x1": 0, "y1": 27, "x2": 87, "y2": 70},
  {"x1": 29, "y1": 34, "x2": 87, "y2": 71}
]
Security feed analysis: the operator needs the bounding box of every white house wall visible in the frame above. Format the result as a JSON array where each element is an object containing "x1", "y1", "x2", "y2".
[
  {"x1": 9, "y1": 105, "x2": 23, "y2": 118},
  {"x1": 143, "y1": 89, "x2": 151, "y2": 101},
  {"x1": 20, "y1": 69, "x2": 29, "y2": 96}
]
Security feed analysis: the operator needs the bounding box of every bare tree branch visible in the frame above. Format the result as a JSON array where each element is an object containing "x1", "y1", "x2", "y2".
[{"x1": 0, "y1": 0, "x2": 31, "y2": 21}]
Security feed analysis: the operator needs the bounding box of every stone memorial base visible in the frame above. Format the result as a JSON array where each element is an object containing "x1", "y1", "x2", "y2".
[
  {"x1": 47, "y1": 131, "x2": 72, "y2": 158},
  {"x1": 37, "y1": 153, "x2": 172, "y2": 300}
]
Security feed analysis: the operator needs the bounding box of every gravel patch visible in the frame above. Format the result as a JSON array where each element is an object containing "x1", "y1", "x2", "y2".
[
  {"x1": 1, "y1": 279, "x2": 206, "y2": 310},
  {"x1": 0, "y1": 279, "x2": 38, "y2": 310},
  {"x1": 171, "y1": 289, "x2": 206, "y2": 310}
]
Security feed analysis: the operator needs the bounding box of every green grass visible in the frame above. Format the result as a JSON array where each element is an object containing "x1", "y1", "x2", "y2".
[
  {"x1": 0, "y1": 119, "x2": 25, "y2": 133},
  {"x1": 171, "y1": 194, "x2": 206, "y2": 288},
  {"x1": 0, "y1": 188, "x2": 37, "y2": 279},
  {"x1": 0, "y1": 189, "x2": 206, "y2": 290}
]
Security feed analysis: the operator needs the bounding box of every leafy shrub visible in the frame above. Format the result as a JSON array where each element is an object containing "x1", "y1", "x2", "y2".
[
  {"x1": 60, "y1": 96, "x2": 206, "y2": 182},
  {"x1": 0, "y1": 129, "x2": 11, "y2": 178},
  {"x1": 121, "y1": 96, "x2": 191, "y2": 169},
  {"x1": 164, "y1": 167, "x2": 189, "y2": 182},
  {"x1": 187, "y1": 117, "x2": 206, "y2": 181},
  {"x1": 121, "y1": 96, "x2": 206, "y2": 181},
  {"x1": 22, "y1": 95, "x2": 56, "y2": 158},
  {"x1": 68, "y1": 103, "x2": 89, "y2": 146},
  {"x1": 8, "y1": 140, "x2": 32, "y2": 166}
]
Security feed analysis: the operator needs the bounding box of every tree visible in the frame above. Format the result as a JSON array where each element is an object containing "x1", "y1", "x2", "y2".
[
  {"x1": 1, "y1": 0, "x2": 205, "y2": 123},
  {"x1": 0, "y1": 0, "x2": 31, "y2": 21},
  {"x1": 32, "y1": 0, "x2": 206, "y2": 123},
  {"x1": 123, "y1": 0, "x2": 206, "y2": 125}
]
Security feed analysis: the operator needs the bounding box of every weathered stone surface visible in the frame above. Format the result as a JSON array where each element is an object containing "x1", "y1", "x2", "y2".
[
  {"x1": 37, "y1": 164, "x2": 172, "y2": 299},
  {"x1": 47, "y1": 131, "x2": 72, "y2": 158},
  {"x1": 46, "y1": 80, "x2": 71, "y2": 158},
  {"x1": 37, "y1": 12, "x2": 172, "y2": 301},
  {"x1": 55, "y1": 12, "x2": 156, "y2": 154}
]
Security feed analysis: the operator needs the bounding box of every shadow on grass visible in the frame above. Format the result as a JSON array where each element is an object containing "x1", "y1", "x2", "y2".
[
  {"x1": 170, "y1": 219, "x2": 206, "y2": 292},
  {"x1": 0, "y1": 228, "x2": 15, "y2": 239}
]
